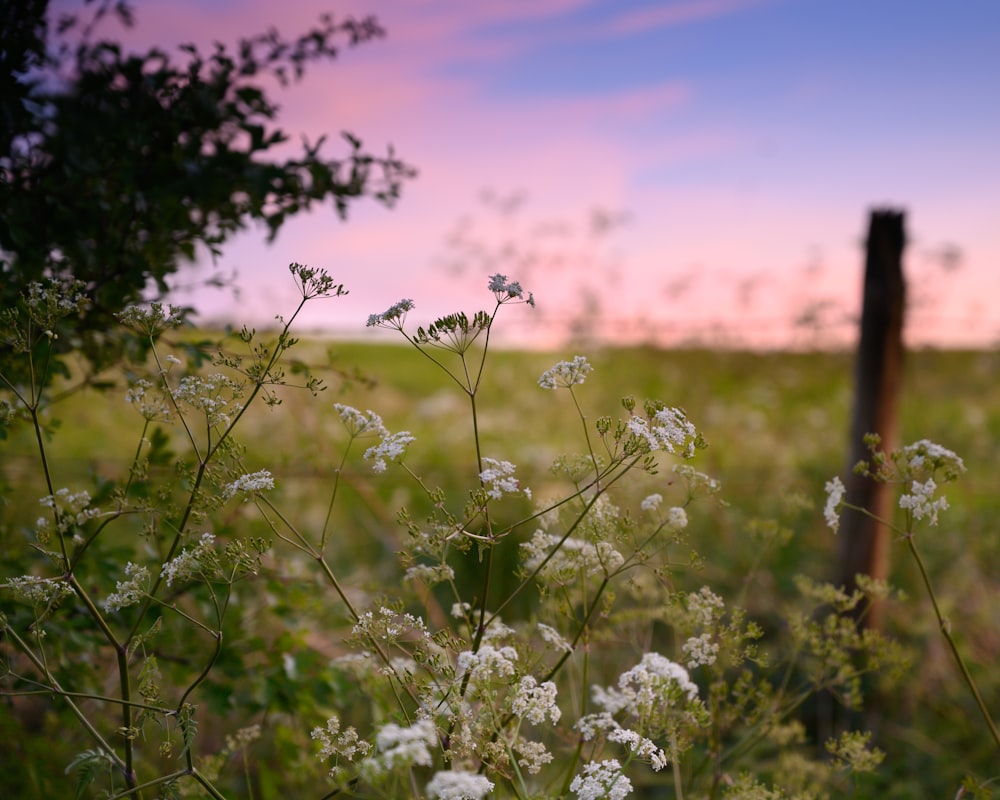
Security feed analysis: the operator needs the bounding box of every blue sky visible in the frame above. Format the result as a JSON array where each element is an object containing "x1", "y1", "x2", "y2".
[{"x1": 114, "y1": 0, "x2": 1000, "y2": 347}]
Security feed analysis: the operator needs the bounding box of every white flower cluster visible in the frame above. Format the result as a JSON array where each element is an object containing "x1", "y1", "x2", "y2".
[
  {"x1": 510, "y1": 675, "x2": 561, "y2": 725},
  {"x1": 521, "y1": 530, "x2": 625, "y2": 584},
  {"x1": 627, "y1": 408, "x2": 697, "y2": 456},
  {"x1": 538, "y1": 355, "x2": 592, "y2": 389},
  {"x1": 366, "y1": 299, "x2": 414, "y2": 328},
  {"x1": 311, "y1": 715, "x2": 371, "y2": 768},
  {"x1": 457, "y1": 644, "x2": 519, "y2": 683},
  {"x1": 426, "y1": 769, "x2": 494, "y2": 800},
  {"x1": 640, "y1": 493, "x2": 662, "y2": 511},
  {"x1": 116, "y1": 302, "x2": 183, "y2": 333},
  {"x1": 103, "y1": 562, "x2": 150, "y2": 612},
  {"x1": 224, "y1": 723, "x2": 262, "y2": 754},
  {"x1": 673, "y1": 463, "x2": 721, "y2": 494},
  {"x1": 403, "y1": 562, "x2": 455, "y2": 585},
  {"x1": 899, "y1": 438, "x2": 966, "y2": 479},
  {"x1": 823, "y1": 476, "x2": 846, "y2": 532},
  {"x1": 899, "y1": 478, "x2": 950, "y2": 525},
  {"x1": 171, "y1": 373, "x2": 242, "y2": 427},
  {"x1": 3, "y1": 575, "x2": 73, "y2": 605},
  {"x1": 39, "y1": 488, "x2": 101, "y2": 530},
  {"x1": 366, "y1": 719, "x2": 437, "y2": 772},
  {"x1": 682, "y1": 633, "x2": 719, "y2": 669},
  {"x1": 537, "y1": 622, "x2": 573, "y2": 653},
  {"x1": 333, "y1": 404, "x2": 388, "y2": 438},
  {"x1": 607, "y1": 727, "x2": 669, "y2": 771},
  {"x1": 223, "y1": 470, "x2": 275, "y2": 500},
  {"x1": 160, "y1": 533, "x2": 217, "y2": 587},
  {"x1": 352, "y1": 606, "x2": 431, "y2": 647},
  {"x1": 26, "y1": 279, "x2": 90, "y2": 318},
  {"x1": 479, "y1": 457, "x2": 529, "y2": 500},
  {"x1": 125, "y1": 378, "x2": 171, "y2": 421},
  {"x1": 686, "y1": 586, "x2": 724, "y2": 627},
  {"x1": 570, "y1": 759, "x2": 633, "y2": 800},
  {"x1": 642, "y1": 495, "x2": 688, "y2": 531},
  {"x1": 364, "y1": 430, "x2": 416, "y2": 473},
  {"x1": 592, "y1": 653, "x2": 699, "y2": 718},
  {"x1": 488, "y1": 273, "x2": 534, "y2": 306},
  {"x1": 514, "y1": 737, "x2": 553, "y2": 774}
]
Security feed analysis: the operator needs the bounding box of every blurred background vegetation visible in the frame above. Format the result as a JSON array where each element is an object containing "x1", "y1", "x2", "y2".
[{"x1": 2, "y1": 337, "x2": 999, "y2": 797}]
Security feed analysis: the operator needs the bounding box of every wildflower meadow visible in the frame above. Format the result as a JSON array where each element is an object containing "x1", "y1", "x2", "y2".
[{"x1": 1, "y1": 268, "x2": 998, "y2": 799}]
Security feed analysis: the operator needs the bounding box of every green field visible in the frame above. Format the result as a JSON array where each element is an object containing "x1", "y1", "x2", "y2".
[{"x1": 3, "y1": 337, "x2": 1000, "y2": 798}]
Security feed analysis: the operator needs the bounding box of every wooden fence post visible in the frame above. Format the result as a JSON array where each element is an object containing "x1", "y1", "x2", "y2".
[{"x1": 836, "y1": 209, "x2": 906, "y2": 630}]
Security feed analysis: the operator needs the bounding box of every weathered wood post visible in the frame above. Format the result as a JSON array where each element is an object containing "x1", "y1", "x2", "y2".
[{"x1": 836, "y1": 209, "x2": 906, "y2": 630}]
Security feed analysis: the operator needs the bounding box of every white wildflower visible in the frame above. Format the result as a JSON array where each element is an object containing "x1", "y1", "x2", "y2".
[
  {"x1": 372, "y1": 719, "x2": 437, "y2": 770},
  {"x1": 521, "y1": 530, "x2": 625, "y2": 583},
  {"x1": 570, "y1": 759, "x2": 633, "y2": 800},
  {"x1": 364, "y1": 430, "x2": 415, "y2": 473},
  {"x1": 593, "y1": 653, "x2": 699, "y2": 718},
  {"x1": 640, "y1": 493, "x2": 662, "y2": 511},
  {"x1": 511, "y1": 675, "x2": 561, "y2": 725},
  {"x1": 538, "y1": 355, "x2": 592, "y2": 389},
  {"x1": 366, "y1": 299, "x2": 414, "y2": 328},
  {"x1": 824, "y1": 476, "x2": 846, "y2": 532},
  {"x1": 575, "y1": 711, "x2": 618, "y2": 741},
  {"x1": 404, "y1": 563, "x2": 455, "y2": 584},
  {"x1": 673, "y1": 463, "x2": 720, "y2": 493},
  {"x1": 171, "y1": 373, "x2": 241, "y2": 427},
  {"x1": 225, "y1": 723, "x2": 262, "y2": 753},
  {"x1": 899, "y1": 478, "x2": 950, "y2": 525},
  {"x1": 451, "y1": 602, "x2": 472, "y2": 619},
  {"x1": 311, "y1": 716, "x2": 371, "y2": 764},
  {"x1": 482, "y1": 620, "x2": 516, "y2": 641},
  {"x1": 627, "y1": 408, "x2": 696, "y2": 456},
  {"x1": 479, "y1": 457, "x2": 527, "y2": 500},
  {"x1": 488, "y1": 273, "x2": 534, "y2": 306},
  {"x1": 3, "y1": 575, "x2": 73, "y2": 605},
  {"x1": 160, "y1": 533, "x2": 217, "y2": 586},
  {"x1": 666, "y1": 506, "x2": 688, "y2": 531},
  {"x1": 103, "y1": 562, "x2": 149, "y2": 612},
  {"x1": 333, "y1": 404, "x2": 388, "y2": 438},
  {"x1": 607, "y1": 727, "x2": 668, "y2": 770},
  {"x1": 687, "y1": 587, "x2": 724, "y2": 626},
  {"x1": 899, "y1": 439, "x2": 966, "y2": 479},
  {"x1": 223, "y1": 470, "x2": 275, "y2": 500},
  {"x1": 125, "y1": 378, "x2": 171, "y2": 420},
  {"x1": 682, "y1": 633, "x2": 719, "y2": 669},
  {"x1": 537, "y1": 622, "x2": 573, "y2": 653},
  {"x1": 514, "y1": 738, "x2": 553, "y2": 774},
  {"x1": 426, "y1": 770, "x2": 494, "y2": 800},
  {"x1": 457, "y1": 644, "x2": 518, "y2": 682}
]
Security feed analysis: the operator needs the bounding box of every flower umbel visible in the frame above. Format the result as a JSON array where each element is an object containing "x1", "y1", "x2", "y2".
[
  {"x1": 538, "y1": 355, "x2": 592, "y2": 389},
  {"x1": 366, "y1": 299, "x2": 414, "y2": 329},
  {"x1": 364, "y1": 430, "x2": 416, "y2": 473},
  {"x1": 488, "y1": 273, "x2": 534, "y2": 306},
  {"x1": 824, "y1": 476, "x2": 846, "y2": 532},
  {"x1": 570, "y1": 759, "x2": 633, "y2": 800},
  {"x1": 223, "y1": 470, "x2": 275, "y2": 500},
  {"x1": 479, "y1": 457, "x2": 529, "y2": 500},
  {"x1": 426, "y1": 770, "x2": 495, "y2": 800}
]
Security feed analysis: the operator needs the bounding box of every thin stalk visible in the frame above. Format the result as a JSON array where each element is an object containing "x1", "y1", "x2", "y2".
[
  {"x1": 3, "y1": 623, "x2": 126, "y2": 773},
  {"x1": 906, "y1": 534, "x2": 1000, "y2": 751}
]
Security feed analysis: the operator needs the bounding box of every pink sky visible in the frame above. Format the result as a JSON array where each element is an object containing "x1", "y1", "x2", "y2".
[{"x1": 92, "y1": 0, "x2": 1000, "y2": 348}]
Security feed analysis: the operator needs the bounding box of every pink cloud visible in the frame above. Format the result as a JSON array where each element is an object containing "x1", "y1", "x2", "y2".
[{"x1": 608, "y1": 0, "x2": 775, "y2": 36}]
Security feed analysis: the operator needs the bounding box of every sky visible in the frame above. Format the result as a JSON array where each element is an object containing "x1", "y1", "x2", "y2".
[{"x1": 89, "y1": 0, "x2": 1000, "y2": 348}]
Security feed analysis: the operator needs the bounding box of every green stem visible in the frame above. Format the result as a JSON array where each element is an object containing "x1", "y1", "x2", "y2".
[
  {"x1": 670, "y1": 729, "x2": 684, "y2": 800},
  {"x1": 2, "y1": 622, "x2": 126, "y2": 773},
  {"x1": 905, "y1": 534, "x2": 1000, "y2": 752}
]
